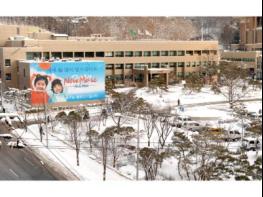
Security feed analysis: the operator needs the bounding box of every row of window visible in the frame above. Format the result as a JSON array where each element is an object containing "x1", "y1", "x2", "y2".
[
  {"x1": 222, "y1": 57, "x2": 256, "y2": 62},
  {"x1": 106, "y1": 61, "x2": 212, "y2": 70},
  {"x1": 24, "y1": 50, "x2": 217, "y2": 60}
]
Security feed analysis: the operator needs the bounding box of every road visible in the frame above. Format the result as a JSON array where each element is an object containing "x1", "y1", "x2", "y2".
[{"x1": 0, "y1": 122, "x2": 60, "y2": 180}]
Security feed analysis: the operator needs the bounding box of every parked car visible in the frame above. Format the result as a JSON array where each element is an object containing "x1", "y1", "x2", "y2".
[
  {"x1": 173, "y1": 116, "x2": 192, "y2": 128},
  {"x1": 182, "y1": 121, "x2": 204, "y2": 132},
  {"x1": 224, "y1": 130, "x2": 241, "y2": 142},
  {"x1": 0, "y1": 134, "x2": 13, "y2": 139},
  {"x1": 7, "y1": 140, "x2": 26, "y2": 149},
  {"x1": 247, "y1": 112, "x2": 262, "y2": 120},
  {"x1": 177, "y1": 115, "x2": 192, "y2": 122},
  {"x1": 243, "y1": 138, "x2": 261, "y2": 151}
]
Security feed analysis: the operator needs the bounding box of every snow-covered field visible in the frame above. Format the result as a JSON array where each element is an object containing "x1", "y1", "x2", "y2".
[{"x1": 135, "y1": 85, "x2": 262, "y2": 109}]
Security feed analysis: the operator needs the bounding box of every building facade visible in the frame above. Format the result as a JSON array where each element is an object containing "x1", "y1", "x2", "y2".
[
  {"x1": 221, "y1": 50, "x2": 262, "y2": 79},
  {"x1": 0, "y1": 24, "x2": 219, "y2": 89},
  {"x1": 231, "y1": 17, "x2": 262, "y2": 51}
]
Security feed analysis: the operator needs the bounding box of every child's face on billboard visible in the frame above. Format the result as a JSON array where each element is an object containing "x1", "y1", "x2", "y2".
[
  {"x1": 54, "y1": 84, "x2": 63, "y2": 94},
  {"x1": 35, "y1": 80, "x2": 46, "y2": 91}
]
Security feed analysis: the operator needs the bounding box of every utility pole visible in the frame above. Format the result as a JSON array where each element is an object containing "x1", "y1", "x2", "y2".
[
  {"x1": 136, "y1": 114, "x2": 140, "y2": 181},
  {"x1": 201, "y1": 20, "x2": 204, "y2": 41},
  {"x1": 42, "y1": 91, "x2": 48, "y2": 148}
]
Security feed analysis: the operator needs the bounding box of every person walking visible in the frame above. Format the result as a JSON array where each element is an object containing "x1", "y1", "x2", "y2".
[{"x1": 177, "y1": 99, "x2": 181, "y2": 106}]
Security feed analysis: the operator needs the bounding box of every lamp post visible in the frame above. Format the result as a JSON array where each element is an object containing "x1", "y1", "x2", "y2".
[{"x1": 0, "y1": 79, "x2": 3, "y2": 107}]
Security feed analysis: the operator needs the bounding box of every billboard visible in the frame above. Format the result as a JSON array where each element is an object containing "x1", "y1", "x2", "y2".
[{"x1": 30, "y1": 61, "x2": 105, "y2": 105}]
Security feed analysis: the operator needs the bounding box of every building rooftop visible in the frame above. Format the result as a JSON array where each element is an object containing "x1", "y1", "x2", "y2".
[{"x1": 19, "y1": 59, "x2": 104, "y2": 63}]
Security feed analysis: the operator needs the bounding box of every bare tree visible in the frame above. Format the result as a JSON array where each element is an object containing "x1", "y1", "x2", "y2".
[
  {"x1": 172, "y1": 132, "x2": 194, "y2": 180},
  {"x1": 63, "y1": 110, "x2": 85, "y2": 166},
  {"x1": 142, "y1": 111, "x2": 157, "y2": 147},
  {"x1": 213, "y1": 62, "x2": 249, "y2": 108},
  {"x1": 139, "y1": 147, "x2": 159, "y2": 180},
  {"x1": 99, "y1": 126, "x2": 114, "y2": 181},
  {"x1": 85, "y1": 118, "x2": 99, "y2": 153},
  {"x1": 154, "y1": 113, "x2": 174, "y2": 149}
]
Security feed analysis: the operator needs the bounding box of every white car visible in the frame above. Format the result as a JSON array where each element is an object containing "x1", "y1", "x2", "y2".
[
  {"x1": 177, "y1": 115, "x2": 192, "y2": 122},
  {"x1": 173, "y1": 116, "x2": 192, "y2": 128},
  {"x1": 182, "y1": 121, "x2": 204, "y2": 132},
  {"x1": 247, "y1": 112, "x2": 262, "y2": 120},
  {"x1": 224, "y1": 130, "x2": 241, "y2": 141},
  {"x1": 7, "y1": 140, "x2": 25, "y2": 148},
  {"x1": 0, "y1": 134, "x2": 13, "y2": 139},
  {"x1": 243, "y1": 138, "x2": 261, "y2": 151}
]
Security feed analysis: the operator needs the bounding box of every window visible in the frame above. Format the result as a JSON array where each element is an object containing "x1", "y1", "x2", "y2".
[
  {"x1": 105, "y1": 52, "x2": 114, "y2": 57},
  {"x1": 135, "y1": 74, "x2": 143, "y2": 82},
  {"x1": 125, "y1": 51, "x2": 133, "y2": 57},
  {"x1": 85, "y1": 52, "x2": 94, "y2": 57},
  {"x1": 151, "y1": 63, "x2": 160, "y2": 68},
  {"x1": 161, "y1": 63, "x2": 168, "y2": 68},
  {"x1": 5, "y1": 73, "x2": 11, "y2": 80},
  {"x1": 177, "y1": 72, "x2": 183, "y2": 77},
  {"x1": 185, "y1": 62, "x2": 191, "y2": 67},
  {"x1": 202, "y1": 50, "x2": 209, "y2": 55},
  {"x1": 43, "y1": 52, "x2": 50, "y2": 60},
  {"x1": 177, "y1": 51, "x2": 185, "y2": 56},
  {"x1": 63, "y1": 52, "x2": 73, "y2": 58},
  {"x1": 75, "y1": 52, "x2": 84, "y2": 58},
  {"x1": 210, "y1": 50, "x2": 217, "y2": 55},
  {"x1": 5, "y1": 59, "x2": 11, "y2": 67},
  {"x1": 23, "y1": 69, "x2": 26, "y2": 77},
  {"x1": 51, "y1": 52, "x2": 62, "y2": 59},
  {"x1": 169, "y1": 63, "x2": 177, "y2": 68},
  {"x1": 26, "y1": 52, "x2": 42, "y2": 60},
  {"x1": 106, "y1": 75, "x2": 114, "y2": 80},
  {"x1": 186, "y1": 51, "x2": 193, "y2": 56},
  {"x1": 115, "y1": 51, "x2": 124, "y2": 57},
  {"x1": 115, "y1": 75, "x2": 124, "y2": 81},
  {"x1": 134, "y1": 51, "x2": 142, "y2": 57},
  {"x1": 115, "y1": 64, "x2": 124, "y2": 69},
  {"x1": 194, "y1": 50, "x2": 201, "y2": 55},
  {"x1": 169, "y1": 51, "x2": 177, "y2": 56},
  {"x1": 125, "y1": 75, "x2": 133, "y2": 80},
  {"x1": 95, "y1": 52, "x2": 105, "y2": 57},
  {"x1": 125, "y1": 64, "x2": 133, "y2": 69},
  {"x1": 106, "y1": 64, "x2": 114, "y2": 70},
  {"x1": 177, "y1": 62, "x2": 185, "y2": 67},
  {"x1": 144, "y1": 51, "x2": 151, "y2": 57},
  {"x1": 191, "y1": 62, "x2": 196, "y2": 67},
  {"x1": 161, "y1": 51, "x2": 169, "y2": 56},
  {"x1": 135, "y1": 63, "x2": 144, "y2": 69},
  {"x1": 152, "y1": 51, "x2": 160, "y2": 56}
]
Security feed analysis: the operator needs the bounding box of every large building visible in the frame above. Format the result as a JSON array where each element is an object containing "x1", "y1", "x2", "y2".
[
  {"x1": 223, "y1": 17, "x2": 262, "y2": 80},
  {"x1": 0, "y1": 24, "x2": 219, "y2": 90},
  {"x1": 231, "y1": 17, "x2": 262, "y2": 51},
  {"x1": 221, "y1": 50, "x2": 262, "y2": 79}
]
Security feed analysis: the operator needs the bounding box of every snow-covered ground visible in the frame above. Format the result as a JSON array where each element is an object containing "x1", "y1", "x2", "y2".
[
  {"x1": 135, "y1": 85, "x2": 262, "y2": 109},
  {"x1": 12, "y1": 125, "x2": 131, "y2": 181},
  {"x1": 3, "y1": 84, "x2": 262, "y2": 180}
]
